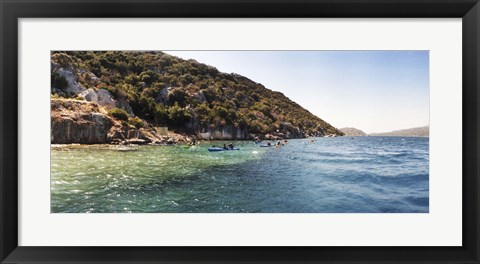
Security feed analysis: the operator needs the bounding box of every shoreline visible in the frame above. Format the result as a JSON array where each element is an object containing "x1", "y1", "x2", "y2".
[
  {"x1": 50, "y1": 138, "x2": 300, "y2": 147},
  {"x1": 50, "y1": 135, "x2": 430, "y2": 147}
]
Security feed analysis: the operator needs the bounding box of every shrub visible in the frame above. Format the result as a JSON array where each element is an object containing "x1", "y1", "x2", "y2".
[
  {"x1": 194, "y1": 103, "x2": 212, "y2": 126},
  {"x1": 201, "y1": 87, "x2": 218, "y2": 103},
  {"x1": 129, "y1": 95, "x2": 156, "y2": 120},
  {"x1": 128, "y1": 116, "x2": 144, "y2": 128},
  {"x1": 168, "y1": 88, "x2": 187, "y2": 106},
  {"x1": 154, "y1": 105, "x2": 168, "y2": 125},
  {"x1": 213, "y1": 105, "x2": 236, "y2": 125},
  {"x1": 167, "y1": 103, "x2": 192, "y2": 125},
  {"x1": 179, "y1": 74, "x2": 194, "y2": 86},
  {"x1": 139, "y1": 70, "x2": 158, "y2": 85},
  {"x1": 108, "y1": 108, "x2": 129, "y2": 121}
]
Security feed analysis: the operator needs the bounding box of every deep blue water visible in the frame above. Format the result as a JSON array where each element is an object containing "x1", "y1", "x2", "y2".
[{"x1": 51, "y1": 136, "x2": 429, "y2": 213}]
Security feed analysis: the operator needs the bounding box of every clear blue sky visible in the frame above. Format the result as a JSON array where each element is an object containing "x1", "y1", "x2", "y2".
[{"x1": 165, "y1": 51, "x2": 429, "y2": 134}]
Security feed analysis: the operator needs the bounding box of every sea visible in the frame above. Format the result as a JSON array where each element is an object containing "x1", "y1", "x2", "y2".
[{"x1": 51, "y1": 136, "x2": 429, "y2": 213}]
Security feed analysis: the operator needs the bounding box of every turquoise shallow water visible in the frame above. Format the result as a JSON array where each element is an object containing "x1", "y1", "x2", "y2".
[{"x1": 51, "y1": 137, "x2": 429, "y2": 213}]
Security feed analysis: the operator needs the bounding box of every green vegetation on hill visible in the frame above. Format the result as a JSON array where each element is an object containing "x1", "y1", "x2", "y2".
[{"x1": 51, "y1": 51, "x2": 342, "y2": 138}]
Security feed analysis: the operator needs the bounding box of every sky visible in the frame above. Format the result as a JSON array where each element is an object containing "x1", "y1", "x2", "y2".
[{"x1": 165, "y1": 51, "x2": 429, "y2": 134}]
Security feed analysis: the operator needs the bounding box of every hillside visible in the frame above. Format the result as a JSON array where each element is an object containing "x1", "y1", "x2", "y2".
[
  {"x1": 369, "y1": 126, "x2": 429, "y2": 137},
  {"x1": 51, "y1": 51, "x2": 342, "y2": 144},
  {"x1": 340, "y1": 127, "x2": 367, "y2": 136}
]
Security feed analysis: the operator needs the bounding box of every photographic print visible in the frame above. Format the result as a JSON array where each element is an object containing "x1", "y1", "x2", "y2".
[{"x1": 50, "y1": 50, "x2": 429, "y2": 213}]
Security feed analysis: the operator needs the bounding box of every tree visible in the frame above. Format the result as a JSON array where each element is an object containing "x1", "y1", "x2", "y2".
[
  {"x1": 129, "y1": 95, "x2": 156, "y2": 120},
  {"x1": 139, "y1": 70, "x2": 158, "y2": 85},
  {"x1": 167, "y1": 103, "x2": 192, "y2": 126},
  {"x1": 154, "y1": 104, "x2": 168, "y2": 125},
  {"x1": 168, "y1": 88, "x2": 187, "y2": 107}
]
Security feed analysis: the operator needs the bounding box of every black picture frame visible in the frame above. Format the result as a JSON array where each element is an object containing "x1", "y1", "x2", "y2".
[{"x1": 1, "y1": 0, "x2": 479, "y2": 263}]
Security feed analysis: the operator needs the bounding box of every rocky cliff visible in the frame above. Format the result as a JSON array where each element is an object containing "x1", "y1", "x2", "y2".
[
  {"x1": 51, "y1": 99, "x2": 185, "y2": 145},
  {"x1": 51, "y1": 100, "x2": 112, "y2": 144},
  {"x1": 51, "y1": 51, "x2": 343, "y2": 144}
]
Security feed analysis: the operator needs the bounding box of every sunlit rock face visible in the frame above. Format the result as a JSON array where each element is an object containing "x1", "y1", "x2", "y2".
[
  {"x1": 51, "y1": 99, "x2": 169, "y2": 145},
  {"x1": 55, "y1": 67, "x2": 86, "y2": 95},
  {"x1": 51, "y1": 112, "x2": 113, "y2": 144},
  {"x1": 51, "y1": 100, "x2": 112, "y2": 144},
  {"x1": 80, "y1": 89, "x2": 116, "y2": 109}
]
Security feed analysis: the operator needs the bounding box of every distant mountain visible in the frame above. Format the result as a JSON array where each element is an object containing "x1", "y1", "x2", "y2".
[
  {"x1": 369, "y1": 126, "x2": 429, "y2": 137},
  {"x1": 340, "y1": 127, "x2": 367, "y2": 136}
]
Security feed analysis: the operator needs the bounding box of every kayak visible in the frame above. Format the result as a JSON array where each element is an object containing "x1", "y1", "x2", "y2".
[
  {"x1": 208, "y1": 147, "x2": 240, "y2": 152},
  {"x1": 260, "y1": 145, "x2": 272, "y2": 147}
]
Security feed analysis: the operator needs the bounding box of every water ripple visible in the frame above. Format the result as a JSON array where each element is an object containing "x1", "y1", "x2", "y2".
[{"x1": 51, "y1": 137, "x2": 429, "y2": 213}]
